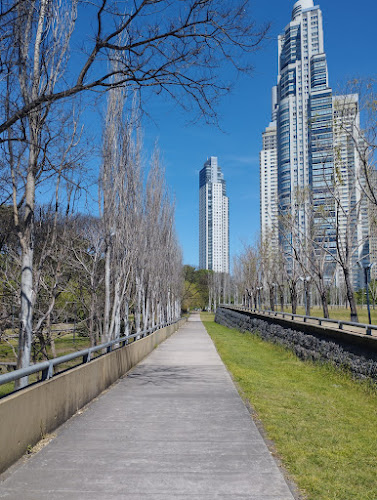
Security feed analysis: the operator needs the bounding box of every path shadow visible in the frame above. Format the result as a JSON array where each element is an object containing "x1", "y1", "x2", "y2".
[{"x1": 127, "y1": 364, "x2": 214, "y2": 387}]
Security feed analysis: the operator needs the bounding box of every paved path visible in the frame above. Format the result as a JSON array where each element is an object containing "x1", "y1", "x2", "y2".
[{"x1": 0, "y1": 314, "x2": 295, "y2": 499}]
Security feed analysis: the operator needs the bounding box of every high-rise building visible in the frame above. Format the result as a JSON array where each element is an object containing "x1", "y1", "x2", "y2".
[
  {"x1": 333, "y1": 94, "x2": 369, "y2": 288},
  {"x1": 260, "y1": 89, "x2": 278, "y2": 249},
  {"x1": 276, "y1": 0, "x2": 332, "y2": 252},
  {"x1": 199, "y1": 156, "x2": 229, "y2": 273},
  {"x1": 368, "y1": 171, "x2": 377, "y2": 280},
  {"x1": 260, "y1": 0, "x2": 369, "y2": 288}
]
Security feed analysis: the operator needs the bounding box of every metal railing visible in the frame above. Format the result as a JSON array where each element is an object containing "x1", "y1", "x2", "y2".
[
  {"x1": 220, "y1": 305, "x2": 377, "y2": 337},
  {"x1": 0, "y1": 319, "x2": 180, "y2": 390}
]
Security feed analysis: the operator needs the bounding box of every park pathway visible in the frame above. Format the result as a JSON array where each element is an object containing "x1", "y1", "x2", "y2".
[{"x1": 0, "y1": 314, "x2": 295, "y2": 499}]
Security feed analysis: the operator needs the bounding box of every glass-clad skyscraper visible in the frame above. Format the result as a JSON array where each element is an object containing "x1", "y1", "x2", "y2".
[
  {"x1": 276, "y1": 0, "x2": 333, "y2": 252},
  {"x1": 260, "y1": 0, "x2": 369, "y2": 288},
  {"x1": 199, "y1": 157, "x2": 229, "y2": 273}
]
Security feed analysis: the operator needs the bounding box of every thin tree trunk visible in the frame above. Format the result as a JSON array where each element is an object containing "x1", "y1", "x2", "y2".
[
  {"x1": 279, "y1": 287, "x2": 284, "y2": 312},
  {"x1": 46, "y1": 312, "x2": 57, "y2": 358},
  {"x1": 89, "y1": 288, "x2": 96, "y2": 346},
  {"x1": 16, "y1": 218, "x2": 35, "y2": 388},
  {"x1": 135, "y1": 274, "x2": 142, "y2": 335},
  {"x1": 344, "y1": 268, "x2": 358, "y2": 322},
  {"x1": 123, "y1": 300, "x2": 130, "y2": 336},
  {"x1": 108, "y1": 279, "x2": 121, "y2": 340},
  {"x1": 144, "y1": 295, "x2": 150, "y2": 330},
  {"x1": 290, "y1": 285, "x2": 297, "y2": 314},
  {"x1": 151, "y1": 293, "x2": 156, "y2": 328},
  {"x1": 103, "y1": 242, "x2": 111, "y2": 342},
  {"x1": 269, "y1": 286, "x2": 275, "y2": 311},
  {"x1": 320, "y1": 290, "x2": 329, "y2": 318}
]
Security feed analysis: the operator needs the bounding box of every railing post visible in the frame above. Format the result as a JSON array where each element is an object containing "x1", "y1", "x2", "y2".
[
  {"x1": 41, "y1": 362, "x2": 53, "y2": 381},
  {"x1": 83, "y1": 350, "x2": 91, "y2": 363},
  {"x1": 41, "y1": 366, "x2": 49, "y2": 381}
]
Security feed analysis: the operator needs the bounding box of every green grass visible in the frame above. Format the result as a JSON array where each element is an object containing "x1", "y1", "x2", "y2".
[
  {"x1": 278, "y1": 306, "x2": 377, "y2": 324},
  {"x1": 0, "y1": 382, "x2": 15, "y2": 398},
  {"x1": 201, "y1": 312, "x2": 377, "y2": 500},
  {"x1": 0, "y1": 332, "x2": 91, "y2": 363},
  {"x1": 0, "y1": 332, "x2": 92, "y2": 398}
]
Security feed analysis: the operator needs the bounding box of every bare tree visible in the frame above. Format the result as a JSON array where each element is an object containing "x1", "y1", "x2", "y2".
[
  {"x1": 0, "y1": 0, "x2": 269, "y2": 379},
  {"x1": 99, "y1": 85, "x2": 182, "y2": 340},
  {"x1": 0, "y1": 0, "x2": 269, "y2": 134},
  {"x1": 70, "y1": 216, "x2": 104, "y2": 346},
  {"x1": 335, "y1": 80, "x2": 377, "y2": 209},
  {"x1": 278, "y1": 188, "x2": 336, "y2": 318},
  {"x1": 331, "y1": 94, "x2": 370, "y2": 322},
  {"x1": 233, "y1": 245, "x2": 259, "y2": 309},
  {"x1": 99, "y1": 86, "x2": 143, "y2": 342}
]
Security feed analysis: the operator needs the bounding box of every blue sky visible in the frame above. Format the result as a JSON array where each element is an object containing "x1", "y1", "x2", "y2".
[
  {"x1": 67, "y1": 0, "x2": 376, "y2": 267},
  {"x1": 137, "y1": 0, "x2": 377, "y2": 268}
]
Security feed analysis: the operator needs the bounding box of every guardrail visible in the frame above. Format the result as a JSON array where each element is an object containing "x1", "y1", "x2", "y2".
[
  {"x1": 0, "y1": 319, "x2": 179, "y2": 390},
  {"x1": 220, "y1": 305, "x2": 377, "y2": 336}
]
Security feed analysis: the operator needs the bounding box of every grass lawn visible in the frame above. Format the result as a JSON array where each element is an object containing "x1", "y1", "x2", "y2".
[
  {"x1": 201, "y1": 312, "x2": 377, "y2": 500},
  {"x1": 278, "y1": 306, "x2": 377, "y2": 324},
  {"x1": 0, "y1": 332, "x2": 91, "y2": 363},
  {"x1": 0, "y1": 332, "x2": 92, "y2": 398}
]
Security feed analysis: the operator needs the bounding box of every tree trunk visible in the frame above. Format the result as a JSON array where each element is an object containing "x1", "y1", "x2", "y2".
[
  {"x1": 16, "y1": 232, "x2": 34, "y2": 387},
  {"x1": 142, "y1": 286, "x2": 146, "y2": 330},
  {"x1": 269, "y1": 286, "x2": 275, "y2": 311},
  {"x1": 36, "y1": 331, "x2": 48, "y2": 362},
  {"x1": 320, "y1": 290, "x2": 329, "y2": 318},
  {"x1": 135, "y1": 274, "x2": 142, "y2": 335},
  {"x1": 15, "y1": 0, "x2": 49, "y2": 387},
  {"x1": 343, "y1": 268, "x2": 358, "y2": 322},
  {"x1": 144, "y1": 294, "x2": 150, "y2": 330},
  {"x1": 89, "y1": 287, "x2": 96, "y2": 346},
  {"x1": 151, "y1": 293, "x2": 156, "y2": 328},
  {"x1": 103, "y1": 242, "x2": 111, "y2": 342},
  {"x1": 123, "y1": 300, "x2": 130, "y2": 336},
  {"x1": 290, "y1": 284, "x2": 297, "y2": 314},
  {"x1": 109, "y1": 279, "x2": 121, "y2": 340},
  {"x1": 279, "y1": 287, "x2": 284, "y2": 312},
  {"x1": 46, "y1": 313, "x2": 57, "y2": 358},
  {"x1": 305, "y1": 283, "x2": 310, "y2": 316}
]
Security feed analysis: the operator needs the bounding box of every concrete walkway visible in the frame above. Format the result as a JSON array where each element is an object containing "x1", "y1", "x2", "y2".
[{"x1": 0, "y1": 314, "x2": 295, "y2": 499}]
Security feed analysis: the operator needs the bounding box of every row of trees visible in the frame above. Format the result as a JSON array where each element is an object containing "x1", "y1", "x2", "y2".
[
  {"x1": 233, "y1": 240, "x2": 358, "y2": 317},
  {"x1": 234, "y1": 81, "x2": 377, "y2": 323},
  {"x1": 0, "y1": 0, "x2": 269, "y2": 384},
  {"x1": 0, "y1": 88, "x2": 182, "y2": 378}
]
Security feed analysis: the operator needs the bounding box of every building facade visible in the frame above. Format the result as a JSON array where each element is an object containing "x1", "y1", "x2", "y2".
[
  {"x1": 333, "y1": 94, "x2": 369, "y2": 288},
  {"x1": 199, "y1": 156, "x2": 229, "y2": 273},
  {"x1": 260, "y1": 89, "x2": 279, "y2": 250},
  {"x1": 260, "y1": 0, "x2": 369, "y2": 289}
]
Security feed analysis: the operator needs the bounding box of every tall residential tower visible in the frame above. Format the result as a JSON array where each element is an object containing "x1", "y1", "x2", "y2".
[
  {"x1": 199, "y1": 156, "x2": 229, "y2": 273},
  {"x1": 260, "y1": 87, "x2": 278, "y2": 249},
  {"x1": 260, "y1": 0, "x2": 369, "y2": 288}
]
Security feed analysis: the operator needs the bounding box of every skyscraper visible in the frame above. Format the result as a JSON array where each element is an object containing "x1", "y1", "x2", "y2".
[
  {"x1": 199, "y1": 156, "x2": 229, "y2": 273},
  {"x1": 260, "y1": 0, "x2": 369, "y2": 288},
  {"x1": 277, "y1": 0, "x2": 332, "y2": 251},
  {"x1": 260, "y1": 88, "x2": 278, "y2": 250},
  {"x1": 333, "y1": 94, "x2": 369, "y2": 288}
]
